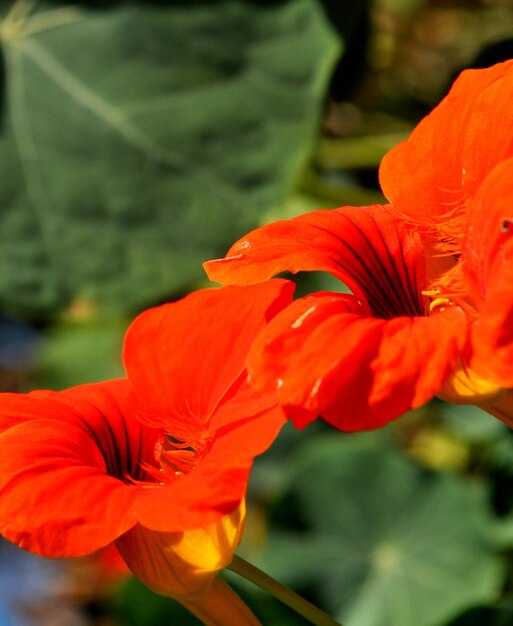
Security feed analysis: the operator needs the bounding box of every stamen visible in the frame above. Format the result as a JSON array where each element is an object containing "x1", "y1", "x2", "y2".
[
  {"x1": 154, "y1": 432, "x2": 212, "y2": 480},
  {"x1": 429, "y1": 297, "x2": 453, "y2": 313}
]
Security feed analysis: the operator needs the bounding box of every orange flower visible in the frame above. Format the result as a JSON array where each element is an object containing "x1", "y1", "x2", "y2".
[
  {"x1": 206, "y1": 206, "x2": 463, "y2": 429},
  {"x1": 454, "y1": 159, "x2": 513, "y2": 401},
  {"x1": 380, "y1": 59, "x2": 513, "y2": 252},
  {"x1": 0, "y1": 281, "x2": 293, "y2": 623},
  {"x1": 205, "y1": 160, "x2": 513, "y2": 430}
]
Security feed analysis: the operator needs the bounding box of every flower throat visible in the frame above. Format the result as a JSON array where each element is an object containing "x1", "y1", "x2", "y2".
[{"x1": 155, "y1": 432, "x2": 212, "y2": 479}]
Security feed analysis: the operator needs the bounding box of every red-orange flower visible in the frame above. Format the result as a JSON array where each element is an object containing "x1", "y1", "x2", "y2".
[
  {"x1": 0, "y1": 281, "x2": 293, "y2": 621},
  {"x1": 205, "y1": 160, "x2": 513, "y2": 431},
  {"x1": 380, "y1": 59, "x2": 513, "y2": 252},
  {"x1": 205, "y1": 206, "x2": 463, "y2": 430}
]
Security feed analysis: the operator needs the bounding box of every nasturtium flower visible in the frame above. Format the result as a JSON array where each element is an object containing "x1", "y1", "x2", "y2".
[
  {"x1": 380, "y1": 59, "x2": 513, "y2": 252},
  {"x1": 0, "y1": 280, "x2": 293, "y2": 624},
  {"x1": 204, "y1": 67, "x2": 513, "y2": 432},
  {"x1": 205, "y1": 206, "x2": 464, "y2": 430}
]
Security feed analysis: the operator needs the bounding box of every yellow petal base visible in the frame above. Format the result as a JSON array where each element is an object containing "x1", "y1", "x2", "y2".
[
  {"x1": 115, "y1": 502, "x2": 260, "y2": 624},
  {"x1": 115, "y1": 502, "x2": 244, "y2": 599},
  {"x1": 439, "y1": 366, "x2": 503, "y2": 405},
  {"x1": 439, "y1": 366, "x2": 513, "y2": 428}
]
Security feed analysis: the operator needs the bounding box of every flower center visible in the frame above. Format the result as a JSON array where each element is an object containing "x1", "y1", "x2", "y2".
[
  {"x1": 422, "y1": 287, "x2": 456, "y2": 314},
  {"x1": 428, "y1": 296, "x2": 453, "y2": 313},
  {"x1": 154, "y1": 432, "x2": 212, "y2": 480}
]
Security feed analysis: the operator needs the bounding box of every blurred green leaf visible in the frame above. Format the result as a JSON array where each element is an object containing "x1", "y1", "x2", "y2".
[
  {"x1": 261, "y1": 432, "x2": 503, "y2": 626},
  {"x1": 315, "y1": 132, "x2": 409, "y2": 170},
  {"x1": 441, "y1": 402, "x2": 508, "y2": 444},
  {"x1": 30, "y1": 318, "x2": 127, "y2": 389},
  {"x1": 261, "y1": 189, "x2": 338, "y2": 224},
  {"x1": 112, "y1": 576, "x2": 202, "y2": 626},
  {"x1": 483, "y1": 433, "x2": 513, "y2": 522},
  {"x1": 0, "y1": 0, "x2": 338, "y2": 318},
  {"x1": 300, "y1": 169, "x2": 386, "y2": 206},
  {"x1": 444, "y1": 604, "x2": 513, "y2": 626}
]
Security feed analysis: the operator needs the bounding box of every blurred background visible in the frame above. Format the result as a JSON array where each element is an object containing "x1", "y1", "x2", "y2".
[{"x1": 2, "y1": 0, "x2": 513, "y2": 624}]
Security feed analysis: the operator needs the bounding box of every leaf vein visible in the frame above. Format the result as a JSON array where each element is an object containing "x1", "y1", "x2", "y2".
[{"x1": 20, "y1": 37, "x2": 248, "y2": 210}]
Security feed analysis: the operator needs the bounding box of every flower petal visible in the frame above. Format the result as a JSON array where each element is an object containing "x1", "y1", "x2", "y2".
[
  {"x1": 246, "y1": 293, "x2": 468, "y2": 430},
  {"x1": 133, "y1": 401, "x2": 285, "y2": 531},
  {"x1": 380, "y1": 60, "x2": 513, "y2": 246},
  {"x1": 205, "y1": 205, "x2": 427, "y2": 319},
  {"x1": 0, "y1": 380, "x2": 156, "y2": 557},
  {"x1": 463, "y1": 69, "x2": 513, "y2": 199},
  {"x1": 123, "y1": 280, "x2": 294, "y2": 434},
  {"x1": 464, "y1": 158, "x2": 513, "y2": 301},
  {"x1": 462, "y1": 160, "x2": 513, "y2": 385},
  {"x1": 0, "y1": 376, "x2": 284, "y2": 552},
  {"x1": 473, "y1": 243, "x2": 513, "y2": 387},
  {"x1": 116, "y1": 504, "x2": 244, "y2": 598}
]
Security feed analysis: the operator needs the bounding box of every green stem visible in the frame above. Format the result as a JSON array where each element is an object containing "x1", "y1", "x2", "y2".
[{"x1": 228, "y1": 555, "x2": 343, "y2": 626}]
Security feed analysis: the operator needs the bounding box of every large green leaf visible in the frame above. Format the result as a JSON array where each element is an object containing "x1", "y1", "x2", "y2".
[
  {"x1": 0, "y1": 0, "x2": 338, "y2": 317},
  {"x1": 260, "y1": 433, "x2": 503, "y2": 626}
]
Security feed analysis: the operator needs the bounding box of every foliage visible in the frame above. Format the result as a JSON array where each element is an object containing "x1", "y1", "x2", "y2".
[
  {"x1": 3, "y1": 1, "x2": 513, "y2": 626},
  {"x1": 257, "y1": 432, "x2": 503, "y2": 626},
  {"x1": 30, "y1": 317, "x2": 127, "y2": 389},
  {"x1": 0, "y1": 0, "x2": 337, "y2": 318}
]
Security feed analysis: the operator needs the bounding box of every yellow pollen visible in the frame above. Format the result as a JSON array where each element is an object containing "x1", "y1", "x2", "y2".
[
  {"x1": 421, "y1": 289, "x2": 441, "y2": 297},
  {"x1": 429, "y1": 297, "x2": 453, "y2": 313}
]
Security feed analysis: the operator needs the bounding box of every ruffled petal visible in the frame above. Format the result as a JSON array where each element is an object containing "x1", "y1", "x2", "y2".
[
  {"x1": 459, "y1": 158, "x2": 513, "y2": 386},
  {"x1": 0, "y1": 380, "x2": 156, "y2": 557},
  {"x1": 380, "y1": 60, "x2": 513, "y2": 246},
  {"x1": 463, "y1": 69, "x2": 513, "y2": 199},
  {"x1": 123, "y1": 280, "x2": 294, "y2": 435},
  {"x1": 469, "y1": 243, "x2": 513, "y2": 387},
  {"x1": 473, "y1": 243, "x2": 513, "y2": 387},
  {"x1": 463, "y1": 158, "x2": 513, "y2": 301},
  {"x1": 205, "y1": 205, "x2": 427, "y2": 319},
  {"x1": 246, "y1": 293, "x2": 468, "y2": 431}
]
